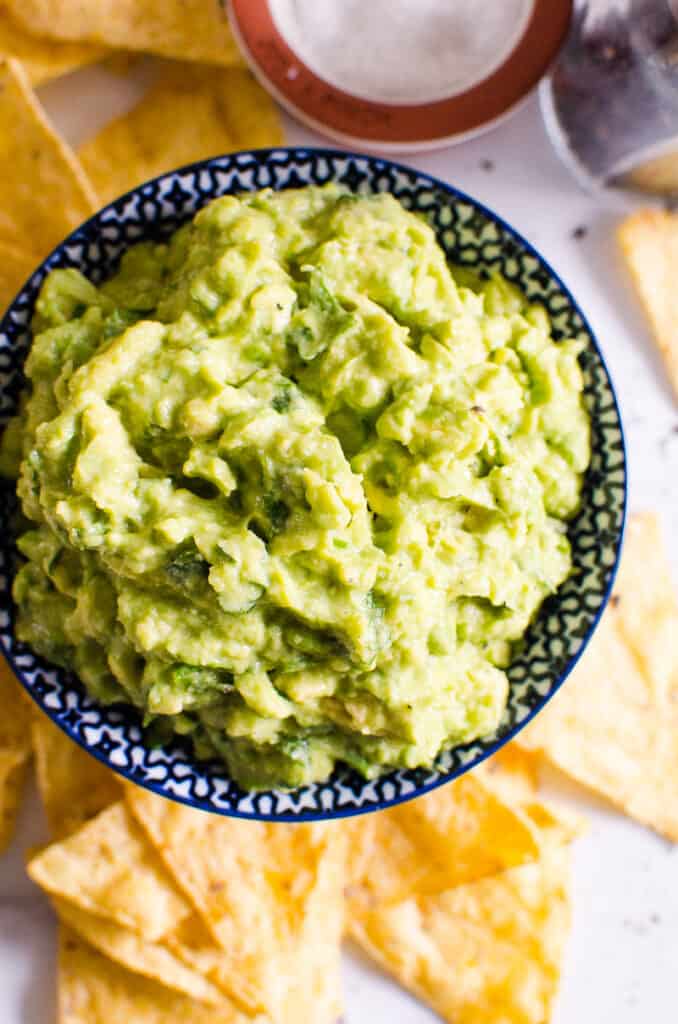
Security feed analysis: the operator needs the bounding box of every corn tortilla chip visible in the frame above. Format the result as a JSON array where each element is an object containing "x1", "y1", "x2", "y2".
[
  {"x1": 517, "y1": 513, "x2": 678, "y2": 839},
  {"x1": 166, "y1": 836, "x2": 345, "y2": 1024},
  {"x1": 126, "y1": 784, "x2": 344, "y2": 1020},
  {"x1": 610, "y1": 511, "x2": 678, "y2": 700},
  {"x1": 0, "y1": 656, "x2": 32, "y2": 853},
  {"x1": 348, "y1": 840, "x2": 572, "y2": 1024},
  {"x1": 0, "y1": 5, "x2": 105, "y2": 85},
  {"x1": 619, "y1": 209, "x2": 678, "y2": 398},
  {"x1": 0, "y1": 750, "x2": 29, "y2": 853},
  {"x1": 0, "y1": 236, "x2": 39, "y2": 314},
  {"x1": 79, "y1": 63, "x2": 283, "y2": 205},
  {"x1": 31, "y1": 712, "x2": 121, "y2": 839},
  {"x1": 345, "y1": 772, "x2": 541, "y2": 906},
  {"x1": 27, "y1": 801, "x2": 191, "y2": 940},
  {"x1": 8, "y1": 1, "x2": 242, "y2": 66},
  {"x1": 479, "y1": 744, "x2": 540, "y2": 806},
  {"x1": 0, "y1": 59, "x2": 97, "y2": 267},
  {"x1": 0, "y1": 654, "x2": 32, "y2": 757},
  {"x1": 57, "y1": 927, "x2": 260, "y2": 1024},
  {"x1": 53, "y1": 898, "x2": 223, "y2": 1006}
]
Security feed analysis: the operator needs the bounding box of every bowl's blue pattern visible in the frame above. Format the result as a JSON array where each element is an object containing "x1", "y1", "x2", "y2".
[{"x1": 0, "y1": 149, "x2": 626, "y2": 821}]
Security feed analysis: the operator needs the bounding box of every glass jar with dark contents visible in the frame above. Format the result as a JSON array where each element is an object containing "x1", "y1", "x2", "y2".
[{"x1": 542, "y1": 0, "x2": 678, "y2": 194}]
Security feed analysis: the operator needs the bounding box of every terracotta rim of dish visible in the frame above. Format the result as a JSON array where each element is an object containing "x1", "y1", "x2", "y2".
[{"x1": 229, "y1": 0, "x2": 573, "y2": 151}]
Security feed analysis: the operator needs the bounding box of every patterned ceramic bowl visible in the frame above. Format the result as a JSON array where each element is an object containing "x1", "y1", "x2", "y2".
[{"x1": 0, "y1": 149, "x2": 626, "y2": 821}]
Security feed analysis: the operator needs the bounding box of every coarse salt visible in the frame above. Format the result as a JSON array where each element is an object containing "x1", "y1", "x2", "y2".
[{"x1": 270, "y1": 0, "x2": 535, "y2": 105}]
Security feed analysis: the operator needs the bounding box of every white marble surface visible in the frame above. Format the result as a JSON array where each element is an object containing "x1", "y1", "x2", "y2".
[{"x1": 0, "y1": 64, "x2": 676, "y2": 1023}]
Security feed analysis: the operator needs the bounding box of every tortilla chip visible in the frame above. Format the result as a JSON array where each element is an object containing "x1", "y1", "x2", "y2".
[
  {"x1": 31, "y1": 712, "x2": 121, "y2": 839},
  {"x1": 7, "y1": 1, "x2": 242, "y2": 66},
  {"x1": 0, "y1": 59, "x2": 97, "y2": 268},
  {"x1": 126, "y1": 784, "x2": 344, "y2": 1020},
  {"x1": 53, "y1": 898, "x2": 223, "y2": 1006},
  {"x1": 517, "y1": 512, "x2": 678, "y2": 839},
  {"x1": 479, "y1": 744, "x2": 541, "y2": 806},
  {"x1": 345, "y1": 772, "x2": 541, "y2": 906},
  {"x1": 610, "y1": 511, "x2": 678, "y2": 700},
  {"x1": 57, "y1": 927, "x2": 256, "y2": 1024},
  {"x1": 480, "y1": 745, "x2": 585, "y2": 845},
  {"x1": 79, "y1": 63, "x2": 283, "y2": 205},
  {"x1": 348, "y1": 840, "x2": 572, "y2": 1024},
  {"x1": 27, "y1": 801, "x2": 192, "y2": 940},
  {"x1": 0, "y1": 5, "x2": 105, "y2": 85},
  {"x1": 0, "y1": 656, "x2": 32, "y2": 853},
  {"x1": 166, "y1": 835, "x2": 345, "y2": 1024},
  {"x1": 0, "y1": 654, "x2": 32, "y2": 756},
  {"x1": 0, "y1": 236, "x2": 39, "y2": 314},
  {"x1": 0, "y1": 750, "x2": 29, "y2": 853},
  {"x1": 619, "y1": 209, "x2": 678, "y2": 398}
]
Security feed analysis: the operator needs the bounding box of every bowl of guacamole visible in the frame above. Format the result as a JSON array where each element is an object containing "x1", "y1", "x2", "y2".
[{"x1": 0, "y1": 150, "x2": 626, "y2": 818}]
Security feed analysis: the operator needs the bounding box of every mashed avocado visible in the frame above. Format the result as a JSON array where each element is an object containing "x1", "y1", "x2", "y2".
[{"x1": 4, "y1": 186, "x2": 590, "y2": 789}]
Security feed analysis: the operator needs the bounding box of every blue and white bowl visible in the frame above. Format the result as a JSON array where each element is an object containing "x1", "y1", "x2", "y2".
[{"x1": 0, "y1": 149, "x2": 626, "y2": 821}]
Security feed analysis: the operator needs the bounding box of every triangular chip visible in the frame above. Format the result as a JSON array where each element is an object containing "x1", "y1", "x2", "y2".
[
  {"x1": 27, "y1": 801, "x2": 192, "y2": 940},
  {"x1": 79, "y1": 63, "x2": 283, "y2": 205},
  {"x1": 125, "y1": 784, "x2": 344, "y2": 1021},
  {"x1": 57, "y1": 927, "x2": 258, "y2": 1024},
  {"x1": 53, "y1": 898, "x2": 223, "y2": 1006},
  {"x1": 0, "y1": 6, "x2": 105, "y2": 85},
  {"x1": 7, "y1": 1, "x2": 242, "y2": 66},
  {"x1": 517, "y1": 512, "x2": 678, "y2": 839},
  {"x1": 345, "y1": 771, "x2": 541, "y2": 906},
  {"x1": 0, "y1": 656, "x2": 32, "y2": 853},
  {"x1": 348, "y1": 839, "x2": 572, "y2": 1024},
  {"x1": 31, "y1": 713, "x2": 121, "y2": 839},
  {"x1": 618, "y1": 209, "x2": 678, "y2": 398},
  {"x1": 0, "y1": 59, "x2": 97, "y2": 272}
]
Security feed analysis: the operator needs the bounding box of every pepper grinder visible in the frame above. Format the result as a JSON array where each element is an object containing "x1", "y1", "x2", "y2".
[{"x1": 541, "y1": 0, "x2": 678, "y2": 194}]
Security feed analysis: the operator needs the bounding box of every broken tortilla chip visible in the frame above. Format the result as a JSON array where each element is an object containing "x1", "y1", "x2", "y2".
[
  {"x1": 27, "y1": 801, "x2": 191, "y2": 940},
  {"x1": 0, "y1": 5, "x2": 105, "y2": 85},
  {"x1": 53, "y1": 898, "x2": 223, "y2": 1006},
  {"x1": 7, "y1": 1, "x2": 242, "y2": 67},
  {"x1": 517, "y1": 512, "x2": 678, "y2": 840},
  {"x1": 31, "y1": 712, "x2": 121, "y2": 839},
  {"x1": 348, "y1": 839, "x2": 572, "y2": 1024},
  {"x1": 0, "y1": 656, "x2": 32, "y2": 853},
  {"x1": 79, "y1": 63, "x2": 283, "y2": 205},
  {"x1": 125, "y1": 784, "x2": 344, "y2": 1020},
  {"x1": 345, "y1": 772, "x2": 541, "y2": 907},
  {"x1": 57, "y1": 926, "x2": 256, "y2": 1024},
  {"x1": 0, "y1": 59, "x2": 97, "y2": 269},
  {"x1": 619, "y1": 209, "x2": 678, "y2": 399}
]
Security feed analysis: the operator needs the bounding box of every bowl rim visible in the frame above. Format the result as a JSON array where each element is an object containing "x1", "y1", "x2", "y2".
[{"x1": 0, "y1": 146, "x2": 628, "y2": 820}]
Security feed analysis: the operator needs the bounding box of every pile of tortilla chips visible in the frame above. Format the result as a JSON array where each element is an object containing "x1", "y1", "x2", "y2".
[
  {"x1": 9, "y1": 689, "x2": 576, "y2": 1024},
  {"x1": 0, "y1": 0, "x2": 281, "y2": 316},
  {"x1": 1, "y1": 514, "x2": 676, "y2": 1022}
]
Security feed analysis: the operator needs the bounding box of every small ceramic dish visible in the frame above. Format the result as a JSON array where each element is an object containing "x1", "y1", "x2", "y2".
[
  {"x1": 229, "y1": 0, "x2": 572, "y2": 151},
  {"x1": 0, "y1": 148, "x2": 626, "y2": 821}
]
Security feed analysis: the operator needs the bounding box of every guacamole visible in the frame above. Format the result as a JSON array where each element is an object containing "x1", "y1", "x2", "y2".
[{"x1": 4, "y1": 186, "x2": 590, "y2": 789}]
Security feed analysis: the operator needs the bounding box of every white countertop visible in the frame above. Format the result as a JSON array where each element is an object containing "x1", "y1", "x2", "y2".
[{"x1": 1, "y1": 65, "x2": 677, "y2": 1023}]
